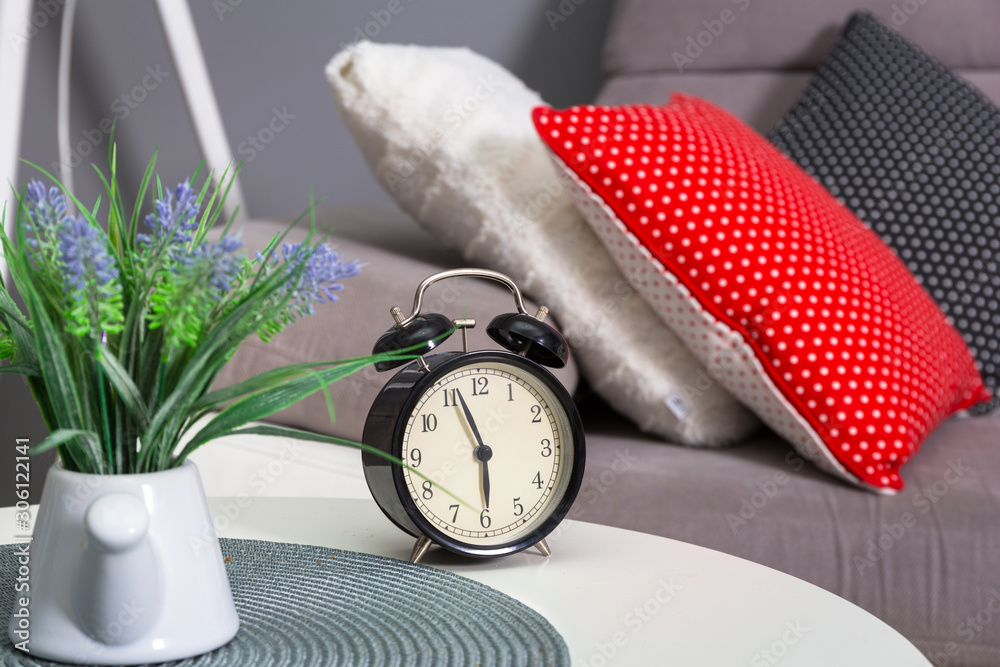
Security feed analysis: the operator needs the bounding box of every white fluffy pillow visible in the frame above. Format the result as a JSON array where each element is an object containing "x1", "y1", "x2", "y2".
[{"x1": 326, "y1": 42, "x2": 759, "y2": 446}]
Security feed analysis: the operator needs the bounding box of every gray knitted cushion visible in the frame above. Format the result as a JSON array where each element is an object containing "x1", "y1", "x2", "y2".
[{"x1": 769, "y1": 12, "x2": 999, "y2": 413}]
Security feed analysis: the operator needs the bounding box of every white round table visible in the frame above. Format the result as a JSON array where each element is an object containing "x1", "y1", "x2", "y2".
[
  {"x1": 186, "y1": 496, "x2": 929, "y2": 666},
  {"x1": 1, "y1": 426, "x2": 931, "y2": 665}
]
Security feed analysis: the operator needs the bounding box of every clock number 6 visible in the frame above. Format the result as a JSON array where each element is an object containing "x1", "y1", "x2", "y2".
[{"x1": 479, "y1": 508, "x2": 491, "y2": 528}]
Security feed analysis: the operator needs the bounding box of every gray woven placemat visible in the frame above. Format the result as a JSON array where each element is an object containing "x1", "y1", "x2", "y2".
[{"x1": 0, "y1": 538, "x2": 569, "y2": 667}]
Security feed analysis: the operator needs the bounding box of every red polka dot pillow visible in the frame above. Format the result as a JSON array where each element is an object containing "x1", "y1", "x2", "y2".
[{"x1": 532, "y1": 94, "x2": 991, "y2": 493}]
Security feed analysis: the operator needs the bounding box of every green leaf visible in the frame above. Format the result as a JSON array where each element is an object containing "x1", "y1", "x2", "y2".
[
  {"x1": 179, "y1": 357, "x2": 373, "y2": 455},
  {"x1": 191, "y1": 364, "x2": 319, "y2": 412},
  {"x1": 204, "y1": 424, "x2": 478, "y2": 512},
  {"x1": 0, "y1": 362, "x2": 40, "y2": 376},
  {"x1": 31, "y1": 428, "x2": 103, "y2": 464},
  {"x1": 17, "y1": 275, "x2": 99, "y2": 472},
  {"x1": 96, "y1": 348, "x2": 149, "y2": 428},
  {"x1": 138, "y1": 270, "x2": 295, "y2": 469},
  {"x1": 190, "y1": 349, "x2": 417, "y2": 413},
  {"x1": 130, "y1": 150, "x2": 159, "y2": 248}
]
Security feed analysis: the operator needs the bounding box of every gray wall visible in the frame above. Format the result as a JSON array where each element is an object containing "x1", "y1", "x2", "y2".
[{"x1": 0, "y1": 0, "x2": 613, "y2": 505}]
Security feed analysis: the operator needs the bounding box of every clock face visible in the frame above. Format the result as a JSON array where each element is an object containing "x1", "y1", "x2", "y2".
[{"x1": 397, "y1": 356, "x2": 579, "y2": 550}]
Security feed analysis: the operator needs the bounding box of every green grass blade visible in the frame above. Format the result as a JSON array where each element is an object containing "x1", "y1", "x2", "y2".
[
  {"x1": 139, "y1": 271, "x2": 295, "y2": 468},
  {"x1": 20, "y1": 282, "x2": 88, "y2": 432},
  {"x1": 96, "y1": 347, "x2": 150, "y2": 428},
  {"x1": 129, "y1": 150, "x2": 159, "y2": 246},
  {"x1": 191, "y1": 346, "x2": 422, "y2": 413},
  {"x1": 0, "y1": 362, "x2": 40, "y2": 376},
  {"x1": 31, "y1": 428, "x2": 102, "y2": 464},
  {"x1": 187, "y1": 424, "x2": 478, "y2": 512},
  {"x1": 181, "y1": 358, "x2": 374, "y2": 453}
]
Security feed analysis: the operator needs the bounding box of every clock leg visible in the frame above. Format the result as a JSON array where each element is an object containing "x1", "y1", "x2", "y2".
[
  {"x1": 409, "y1": 534, "x2": 433, "y2": 564},
  {"x1": 533, "y1": 538, "x2": 551, "y2": 557}
]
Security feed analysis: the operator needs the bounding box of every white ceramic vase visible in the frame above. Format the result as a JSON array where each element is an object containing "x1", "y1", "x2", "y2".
[{"x1": 8, "y1": 460, "x2": 239, "y2": 664}]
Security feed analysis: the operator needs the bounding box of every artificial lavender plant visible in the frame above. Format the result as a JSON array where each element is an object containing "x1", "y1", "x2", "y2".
[{"x1": 0, "y1": 150, "x2": 427, "y2": 475}]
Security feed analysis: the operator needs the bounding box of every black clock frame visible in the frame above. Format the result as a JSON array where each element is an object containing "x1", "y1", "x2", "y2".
[{"x1": 362, "y1": 349, "x2": 586, "y2": 558}]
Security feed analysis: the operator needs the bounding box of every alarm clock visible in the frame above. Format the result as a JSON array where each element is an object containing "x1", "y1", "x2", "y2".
[{"x1": 362, "y1": 268, "x2": 585, "y2": 563}]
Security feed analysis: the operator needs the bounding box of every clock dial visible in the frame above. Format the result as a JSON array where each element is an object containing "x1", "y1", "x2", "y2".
[{"x1": 400, "y1": 360, "x2": 575, "y2": 547}]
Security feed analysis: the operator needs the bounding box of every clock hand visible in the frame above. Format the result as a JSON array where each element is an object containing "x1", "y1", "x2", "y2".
[
  {"x1": 456, "y1": 389, "x2": 491, "y2": 509},
  {"x1": 481, "y1": 456, "x2": 491, "y2": 510},
  {"x1": 456, "y1": 388, "x2": 486, "y2": 450}
]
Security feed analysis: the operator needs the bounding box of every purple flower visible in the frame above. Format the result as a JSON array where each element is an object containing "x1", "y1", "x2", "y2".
[
  {"x1": 59, "y1": 216, "x2": 119, "y2": 294},
  {"x1": 23, "y1": 181, "x2": 70, "y2": 232},
  {"x1": 137, "y1": 181, "x2": 200, "y2": 252},
  {"x1": 279, "y1": 243, "x2": 360, "y2": 316},
  {"x1": 22, "y1": 181, "x2": 73, "y2": 264},
  {"x1": 56, "y1": 215, "x2": 123, "y2": 337},
  {"x1": 191, "y1": 235, "x2": 243, "y2": 297}
]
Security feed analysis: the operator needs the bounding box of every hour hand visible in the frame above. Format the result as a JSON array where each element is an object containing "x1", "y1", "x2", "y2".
[{"x1": 481, "y1": 457, "x2": 491, "y2": 509}]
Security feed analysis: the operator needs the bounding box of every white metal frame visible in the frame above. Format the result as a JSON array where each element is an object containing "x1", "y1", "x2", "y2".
[
  {"x1": 0, "y1": 0, "x2": 34, "y2": 288},
  {"x1": 154, "y1": 0, "x2": 247, "y2": 223},
  {"x1": 3, "y1": 0, "x2": 246, "y2": 287}
]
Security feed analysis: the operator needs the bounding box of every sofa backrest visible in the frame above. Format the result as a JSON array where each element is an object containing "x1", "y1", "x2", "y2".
[
  {"x1": 604, "y1": 0, "x2": 1000, "y2": 76},
  {"x1": 597, "y1": 0, "x2": 1000, "y2": 131}
]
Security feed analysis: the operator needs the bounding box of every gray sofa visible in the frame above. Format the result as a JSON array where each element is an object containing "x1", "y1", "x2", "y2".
[
  {"x1": 290, "y1": 2, "x2": 999, "y2": 664},
  {"x1": 562, "y1": 2, "x2": 1000, "y2": 664}
]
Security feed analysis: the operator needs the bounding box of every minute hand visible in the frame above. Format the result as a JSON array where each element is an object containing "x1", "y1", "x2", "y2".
[
  {"x1": 456, "y1": 389, "x2": 486, "y2": 449},
  {"x1": 456, "y1": 389, "x2": 490, "y2": 509}
]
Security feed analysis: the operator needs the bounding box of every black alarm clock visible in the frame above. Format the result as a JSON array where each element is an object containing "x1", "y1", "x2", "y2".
[{"x1": 362, "y1": 268, "x2": 585, "y2": 563}]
